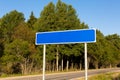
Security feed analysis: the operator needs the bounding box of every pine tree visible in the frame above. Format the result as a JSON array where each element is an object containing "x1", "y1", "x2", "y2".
[
  {"x1": 34, "y1": 2, "x2": 56, "y2": 32},
  {"x1": 27, "y1": 12, "x2": 37, "y2": 29}
]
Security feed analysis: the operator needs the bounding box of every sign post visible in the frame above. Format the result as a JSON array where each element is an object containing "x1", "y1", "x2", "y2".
[
  {"x1": 35, "y1": 29, "x2": 96, "y2": 80},
  {"x1": 85, "y1": 43, "x2": 87, "y2": 80},
  {"x1": 43, "y1": 45, "x2": 46, "y2": 80}
]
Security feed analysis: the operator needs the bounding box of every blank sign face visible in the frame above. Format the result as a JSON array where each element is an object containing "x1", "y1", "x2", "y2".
[{"x1": 36, "y1": 29, "x2": 96, "y2": 45}]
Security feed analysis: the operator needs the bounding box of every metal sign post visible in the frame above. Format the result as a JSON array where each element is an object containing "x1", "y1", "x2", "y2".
[
  {"x1": 43, "y1": 45, "x2": 46, "y2": 80},
  {"x1": 85, "y1": 43, "x2": 88, "y2": 80}
]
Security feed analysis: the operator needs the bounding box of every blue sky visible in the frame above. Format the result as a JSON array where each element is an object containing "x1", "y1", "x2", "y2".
[{"x1": 0, "y1": 0, "x2": 120, "y2": 36}]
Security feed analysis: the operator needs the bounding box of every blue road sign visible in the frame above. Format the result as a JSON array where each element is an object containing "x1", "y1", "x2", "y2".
[{"x1": 36, "y1": 29, "x2": 96, "y2": 45}]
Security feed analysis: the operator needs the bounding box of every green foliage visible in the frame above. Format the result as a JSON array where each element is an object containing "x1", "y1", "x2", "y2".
[
  {"x1": 3, "y1": 39, "x2": 30, "y2": 61},
  {"x1": 1, "y1": 39, "x2": 29, "y2": 73},
  {"x1": 27, "y1": 11, "x2": 37, "y2": 29},
  {"x1": 46, "y1": 45, "x2": 56, "y2": 61},
  {"x1": 12, "y1": 22, "x2": 35, "y2": 43},
  {"x1": 0, "y1": 20, "x2": 4, "y2": 57},
  {"x1": 34, "y1": 0, "x2": 83, "y2": 32},
  {"x1": 105, "y1": 34, "x2": 120, "y2": 66},
  {"x1": 34, "y1": 2, "x2": 56, "y2": 31},
  {"x1": 106, "y1": 34, "x2": 120, "y2": 50},
  {"x1": 1, "y1": 10, "x2": 25, "y2": 43}
]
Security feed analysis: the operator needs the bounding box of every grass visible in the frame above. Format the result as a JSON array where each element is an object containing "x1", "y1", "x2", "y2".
[
  {"x1": 88, "y1": 74, "x2": 112, "y2": 80},
  {"x1": 0, "y1": 73, "x2": 23, "y2": 78},
  {"x1": 79, "y1": 72, "x2": 120, "y2": 80}
]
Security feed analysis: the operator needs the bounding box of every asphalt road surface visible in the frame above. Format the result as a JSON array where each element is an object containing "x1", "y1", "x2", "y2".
[{"x1": 0, "y1": 68, "x2": 120, "y2": 80}]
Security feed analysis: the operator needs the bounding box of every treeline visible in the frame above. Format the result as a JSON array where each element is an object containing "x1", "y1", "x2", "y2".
[{"x1": 0, "y1": 0, "x2": 120, "y2": 75}]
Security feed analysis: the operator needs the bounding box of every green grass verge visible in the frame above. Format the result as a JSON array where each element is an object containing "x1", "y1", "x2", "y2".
[{"x1": 79, "y1": 72, "x2": 120, "y2": 80}]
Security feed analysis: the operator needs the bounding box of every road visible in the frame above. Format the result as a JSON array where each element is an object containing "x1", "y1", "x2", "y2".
[{"x1": 0, "y1": 68, "x2": 120, "y2": 80}]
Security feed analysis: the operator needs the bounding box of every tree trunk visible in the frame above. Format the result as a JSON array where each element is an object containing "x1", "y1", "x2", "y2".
[
  {"x1": 28, "y1": 59, "x2": 34, "y2": 73},
  {"x1": 94, "y1": 61, "x2": 98, "y2": 69},
  {"x1": 79, "y1": 61, "x2": 82, "y2": 70},
  {"x1": 71, "y1": 62, "x2": 73, "y2": 70},
  {"x1": 20, "y1": 64, "x2": 24, "y2": 74},
  {"x1": 109, "y1": 63, "x2": 112, "y2": 68},
  {"x1": 52, "y1": 60, "x2": 55, "y2": 72},
  {"x1": 20, "y1": 59, "x2": 28, "y2": 75},
  {"x1": 56, "y1": 45, "x2": 59, "y2": 71},
  {"x1": 62, "y1": 57, "x2": 63, "y2": 71},
  {"x1": 87, "y1": 56, "x2": 90, "y2": 69},
  {"x1": 66, "y1": 59, "x2": 69, "y2": 71}
]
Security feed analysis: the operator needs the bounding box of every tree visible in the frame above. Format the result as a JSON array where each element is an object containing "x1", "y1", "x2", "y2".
[
  {"x1": 34, "y1": 2, "x2": 56, "y2": 32},
  {"x1": 0, "y1": 19, "x2": 4, "y2": 73},
  {"x1": 105, "y1": 34, "x2": 120, "y2": 67},
  {"x1": 12, "y1": 22, "x2": 38, "y2": 73},
  {"x1": 56, "y1": 0, "x2": 89, "y2": 71},
  {"x1": 2, "y1": 39, "x2": 37, "y2": 74},
  {"x1": 1, "y1": 10, "x2": 25, "y2": 43},
  {"x1": 2, "y1": 39, "x2": 27, "y2": 74},
  {"x1": 0, "y1": 18, "x2": 4, "y2": 56},
  {"x1": 12, "y1": 22, "x2": 35, "y2": 43},
  {"x1": 1, "y1": 21, "x2": 38, "y2": 74},
  {"x1": 34, "y1": 2, "x2": 58, "y2": 71},
  {"x1": 27, "y1": 12, "x2": 37, "y2": 29},
  {"x1": 106, "y1": 34, "x2": 120, "y2": 50},
  {"x1": 55, "y1": 0, "x2": 68, "y2": 71},
  {"x1": 87, "y1": 30, "x2": 106, "y2": 69}
]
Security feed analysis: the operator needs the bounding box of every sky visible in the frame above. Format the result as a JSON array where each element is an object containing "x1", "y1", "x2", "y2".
[{"x1": 0, "y1": 0, "x2": 120, "y2": 36}]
